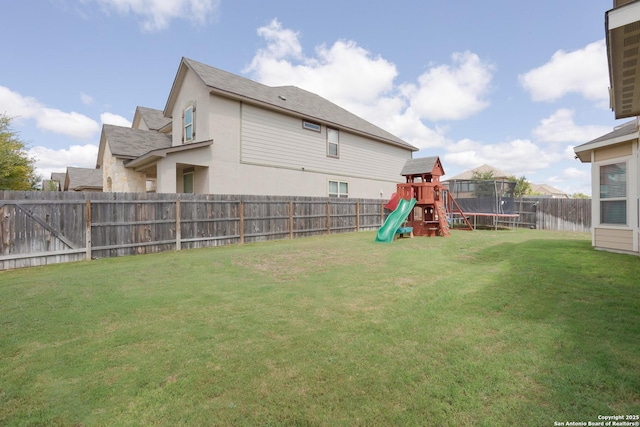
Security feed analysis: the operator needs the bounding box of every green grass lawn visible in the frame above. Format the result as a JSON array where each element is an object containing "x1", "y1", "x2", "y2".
[{"x1": 1, "y1": 229, "x2": 639, "y2": 426}]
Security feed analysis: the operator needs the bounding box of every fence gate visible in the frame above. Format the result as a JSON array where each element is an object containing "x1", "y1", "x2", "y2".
[{"x1": 0, "y1": 199, "x2": 88, "y2": 270}]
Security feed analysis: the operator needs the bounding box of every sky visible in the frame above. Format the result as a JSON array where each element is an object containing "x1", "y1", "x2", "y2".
[{"x1": 0, "y1": 0, "x2": 624, "y2": 196}]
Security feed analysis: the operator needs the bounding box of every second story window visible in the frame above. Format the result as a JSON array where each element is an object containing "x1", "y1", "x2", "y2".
[
  {"x1": 183, "y1": 105, "x2": 195, "y2": 143},
  {"x1": 327, "y1": 128, "x2": 339, "y2": 158}
]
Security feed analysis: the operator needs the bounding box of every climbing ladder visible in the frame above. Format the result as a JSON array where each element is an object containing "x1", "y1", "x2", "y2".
[{"x1": 434, "y1": 200, "x2": 451, "y2": 237}]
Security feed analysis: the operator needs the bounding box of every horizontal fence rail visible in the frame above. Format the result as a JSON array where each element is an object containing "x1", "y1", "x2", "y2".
[
  {"x1": 0, "y1": 192, "x2": 385, "y2": 270},
  {"x1": 0, "y1": 192, "x2": 591, "y2": 270},
  {"x1": 510, "y1": 197, "x2": 591, "y2": 232}
]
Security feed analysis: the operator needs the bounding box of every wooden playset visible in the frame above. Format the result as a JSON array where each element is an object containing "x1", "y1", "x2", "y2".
[{"x1": 392, "y1": 156, "x2": 472, "y2": 237}]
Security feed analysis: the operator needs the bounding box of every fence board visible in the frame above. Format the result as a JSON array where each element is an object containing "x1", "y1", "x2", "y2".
[
  {"x1": 0, "y1": 192, "x2": 593, "y2": 271},
  {"x1": 0, "y1": 192, "x2": 388, "y2": 270},
  {"x1": 506, "y1": 197, "x2": 591, "y2": 232}
]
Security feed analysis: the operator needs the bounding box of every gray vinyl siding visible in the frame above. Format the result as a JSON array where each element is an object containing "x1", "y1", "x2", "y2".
[{"x1": 241, "y1": 104, "x2": 410, "y2": 182}]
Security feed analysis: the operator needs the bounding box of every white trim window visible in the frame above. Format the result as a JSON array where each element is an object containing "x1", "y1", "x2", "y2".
[
  {"x1": 600, "y1": 162, "x2": 627, "y2": 225},
  {"x1": 327, "y1": 128, "x2": 339, "y2": 158},
  {"x1": 328, "y1": 180, "x2": 348, "y2": 198},
  {"x1": 183, "y1": 104, "x2": 195, "y2": 143}
]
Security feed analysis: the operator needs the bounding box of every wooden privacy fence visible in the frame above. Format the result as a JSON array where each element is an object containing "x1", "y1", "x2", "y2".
[
  {"x1": 0, "y1": 192, "x2": 385, "y2": 270},
  {"x1": 0, "y1": 192, "x2": 593, "y2": 270},
  {"x1": 499, "y1": 197, "x2": 591, "y2": 232}
]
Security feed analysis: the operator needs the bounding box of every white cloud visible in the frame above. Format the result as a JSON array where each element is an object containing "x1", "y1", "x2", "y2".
[
  {"x1": 246, "y1": 19, "x2": 398, "y2": 110},
  {"x1": 0, "y1": 85, "x2": 133, "y2": 141},
  {"x1": 0, "y1": 85, "x2": 100, "y2": 140},
  {"x1": 101, "y1": 112, "x2": 132, "y2": 127},
  {"x1": 402, "y1": 51, "x2": 494, "y2": 121},
  {"x1": 245, "y1": 19, "x2": 494, "y2": 151},
  {"x1": 547, "y1": 166, "x2": 592, "y2": 196},
  {"x1": 442, "y1": 138, "x2": 559, "y2": 176},
  {"x1": 81, "y1": 93, "x2": 94, "y2": 105},
  {"x1": 253, "y1": 18, "x2": 303, "y2": 61},
  {"x1": 384, "y1": 108, "x2": 450, "y2": 150},
  {"x1": 533, "y1": 109, "x2": 612, "y2": 144},
  {"x1": 29, "y1": 144, "x2": 99, "y2": 181},
  {"x1": 519, "y1": 39, "x2": 609, "y2": 104},
  {"x1": 92, "y1": 0, "x2": 220, "y2": 31}
]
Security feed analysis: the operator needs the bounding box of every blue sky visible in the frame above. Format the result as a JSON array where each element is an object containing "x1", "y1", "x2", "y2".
[{"x1": 0, "y1": 0, "x2": 621, "y2": 195}]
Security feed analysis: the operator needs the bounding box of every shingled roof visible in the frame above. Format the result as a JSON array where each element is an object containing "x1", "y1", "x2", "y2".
[
  {"x1": 135, "y1": 106, "x2": 171, "y2": 131},
  {"x1": 51, "y1": 172, "x2": 66, "y2": 184},
  {"x1": 101, "y1": 125, "x2": 172, "y2": 159},
  {"x1": 401, "y1": 156, "x2": 443, "y2": 176},
  {"x1": 65, "y1": 167, "x2": 103, "y2": 191},
  {"x1": 574, "y1": 119, "x2": 638, "y2": 162},
  {"x1": 168, "y1": 57, "x2": 417, "y2": 151}
]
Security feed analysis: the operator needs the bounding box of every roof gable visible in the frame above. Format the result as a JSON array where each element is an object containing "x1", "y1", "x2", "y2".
[
  {"x1": 133, "y1": 106, "x2": 171, "y2": 131},
  {"x1": 50, "y1": 172, "x2": 66, "y2": 183},
  {"x1": 165, "y1": 57, "x2": 417, "y2": 151}
]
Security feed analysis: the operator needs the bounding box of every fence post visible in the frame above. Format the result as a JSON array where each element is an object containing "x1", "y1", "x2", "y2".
[
  {"x1": 327, "y1": 201, "x2": 331, "y2": 235},
  {"x1": 85, "y1": 200, "x2": 92, "y2": 260},
  {"x1": 176, "y1": 197, "x2": 181, "y2": 251},
  {"x1": 380, "y1": 202, "x2": 384, "y2": 226},
  {"x1": 239, "y1": 200, "x2": 244, "y2": 244},
  {"x1": 356, "y1": 201, "x2": 360, "y2": 232},
  {"x1": 289, "y1": 201, "x2": 293, "y2": 239}
]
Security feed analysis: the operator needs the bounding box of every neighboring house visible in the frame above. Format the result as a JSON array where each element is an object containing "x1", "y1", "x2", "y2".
[
  {"x1": 443, "y1": 164, "x2": 515, "y2": 198},
  {"x1": 64, "y1": 167, "x2": 103, "y2": 192},
  {"x1": 42, "y1": 172, "x2": 66, "y2": 191},
  {"x1": 96, "y1": 57, "x2": 418, "y2": 198},
  {"x1": 574, "y1": 119, "x2": 639, "y2": 255},
  {"x1": 443, "y1": 164, "x2": 569, "y2": 198},
  {"x1": 529, "y1": 184, "x2": 569, "y2": 198}
]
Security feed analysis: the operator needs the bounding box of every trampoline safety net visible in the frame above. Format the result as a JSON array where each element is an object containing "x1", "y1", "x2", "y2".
[{"x1": 445, "y1": 179, "x2": 517, "y2": 215}]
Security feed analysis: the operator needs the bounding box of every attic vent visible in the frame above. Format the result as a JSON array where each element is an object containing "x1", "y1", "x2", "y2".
[{"x1": 278, "y1": 95, "x2": 287, "y2": 101}]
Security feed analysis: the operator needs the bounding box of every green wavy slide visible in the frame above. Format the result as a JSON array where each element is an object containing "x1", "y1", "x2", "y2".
[{"x1": 375, "y1": 198, "x2": 417, "y2": 243}]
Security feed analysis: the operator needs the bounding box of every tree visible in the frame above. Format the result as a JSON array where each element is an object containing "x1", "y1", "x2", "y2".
[
  {"x1": 572, "y1": 192, "x2": 590, "y2": 199},
  {"x1": 0, "y1": 114, "x2": 40, "y2": 190},
  {"x1": 471, "y1": 170, "x2": 497, "y2": 197},
  {"x1": 511, "y1": 175, "x2": 532, "y2": 197}
]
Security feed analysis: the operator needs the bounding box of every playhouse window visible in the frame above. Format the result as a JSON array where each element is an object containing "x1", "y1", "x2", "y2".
[
  {"x1": 327, "y1": 128, "x2": 339, "y2": 158},
  {"x1": 329, "y1": 180, "x2": 348, "y2": 198},
  {"x1": 599, "y1": 162, "x2": 626, "y2": 225},
  {"x1": 183, "y1": 105, "x2": 195, "y2": 143}
]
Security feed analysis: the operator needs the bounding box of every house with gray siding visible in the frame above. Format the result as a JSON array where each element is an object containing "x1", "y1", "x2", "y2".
[{"x1": 97, "y1": 57, "x2": 417, "y2": 198}]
